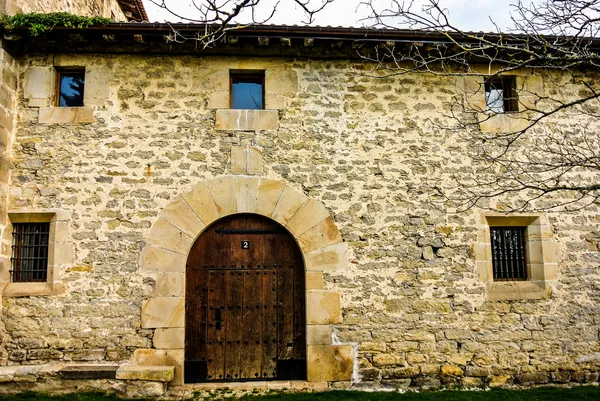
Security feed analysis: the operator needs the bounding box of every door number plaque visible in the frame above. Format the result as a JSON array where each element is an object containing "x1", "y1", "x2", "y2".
[{"x1": 241, "y1": 240, "x2": 250, "y2": 249}]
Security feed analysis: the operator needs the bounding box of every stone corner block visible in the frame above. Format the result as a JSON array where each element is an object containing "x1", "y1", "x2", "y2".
[
  {"x1": 307, "y1": 345, "x2": 353, "y2": 382},
  {"x1": 271, "y1": 186, "x2": 308, "y2": 226},
  {"x1": 38, "y1": 107, "x2": 95, "y2": 124},
  {"x1": 153, "y1": 328, "x2": 185, "y2": 349},
  {"x1": 305, "y1": 242, "x2": 349, "y2": 272},
  {"x1": 306, "y1": 290, "x2": 342, "y2": 325},
  {"x1": 115, "y1": 365, "x2": 174, "y2": 382},
  {"x1": 234, "y1": 175, "x2": 260, "y2": 213},
  {"x1": 256, "y1": 178, "x2": 285, "y2": 216},
  {"x1": 215, "y1": 109, "x2": 278, "y2": 131},
  {"x1": 141, "y1": 297, "x2": 184, "y2": 328},
  {"x1": 159, "y1": 195, "x2": 205, "y2": 239}
]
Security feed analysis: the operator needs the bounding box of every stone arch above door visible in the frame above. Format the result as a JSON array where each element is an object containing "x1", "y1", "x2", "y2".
[{"x1": 138, "y1": 176, "x2": 353, "y2": 385}]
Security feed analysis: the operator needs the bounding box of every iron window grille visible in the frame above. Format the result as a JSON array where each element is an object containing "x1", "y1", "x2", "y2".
[
  {"x1": 484, "y1": 76, "x2": 518, "y2": 113},
  {"x1": 10, "y1": 223, "x2": 50, "y2": 283},
  {"x1": 490, "y1": 226, "x2": 527, "y2": 281}
]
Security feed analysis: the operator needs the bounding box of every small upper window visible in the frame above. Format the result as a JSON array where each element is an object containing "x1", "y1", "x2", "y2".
[
  {"x1": 485, "y1": 76, "x2": 518, "y2": 113},
  {"x1": 57, "y1": 69, "x2": 85, "y2": 107},
  {"x1": 10, "y1": 223, "x2": 50, "y2": 283},
  {"x1": 490, "y1": 226, "x2": 527, "y2": 281},
  {"x1": 231, "y1": 71, "x2": 264, "y2": 110}
]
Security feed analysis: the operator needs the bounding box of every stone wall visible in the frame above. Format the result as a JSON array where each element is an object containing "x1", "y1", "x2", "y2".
[
  {"x1": 1, "y1": 0, "x2": 127, "y2": 20},
  {"x1": 1, "y1": 52, "x2": 599, "y2": 390}
]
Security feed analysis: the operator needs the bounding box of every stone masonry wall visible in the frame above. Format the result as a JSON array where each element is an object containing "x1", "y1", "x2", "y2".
[
  {"x1": 1, "y1": 0, "x2": 127, "y2": 20},
  {"x1": 2, "y1": 52, "x2": 599, "y2": 389}
]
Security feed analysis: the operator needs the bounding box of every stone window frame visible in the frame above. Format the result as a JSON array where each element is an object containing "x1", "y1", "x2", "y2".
[
  {"x1": 23, "y1": 63, "x2": 105, "y2": 124},
  {"x1": 475, "y1": 213, "x2": 559, "y2": 301},
  {"x1": 1, "y1": 209, "x2": 73, "y2": 297},
  {"x1": 211, "y1": 66, "x2": 298, "y2": 131},
  {"x1": 456, "y1": 68, "x2": 544, "y2": 133}
]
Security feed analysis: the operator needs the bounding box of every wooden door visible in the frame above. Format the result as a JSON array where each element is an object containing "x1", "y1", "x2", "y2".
[{"x1": 185, "y1": 214, "x2": 306, "y2": 382}]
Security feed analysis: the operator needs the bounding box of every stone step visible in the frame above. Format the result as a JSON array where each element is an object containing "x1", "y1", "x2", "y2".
[
  {"x1": 116, "y1": 365, "x2": 175, "y2": 382},
  {"x1": 59, "y1": 365, "x2": 120, "y2": 379}
]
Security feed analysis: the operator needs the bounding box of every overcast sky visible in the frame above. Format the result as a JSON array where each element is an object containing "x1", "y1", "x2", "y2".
[{"x1": 143, "y1": 0, "x2": 527, "y2": 32}]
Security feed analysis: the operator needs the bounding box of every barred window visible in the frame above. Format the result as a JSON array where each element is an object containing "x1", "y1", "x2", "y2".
[
  {"x1": 490, "y1": 226, "x2": 527, "y2": 281},
  {"x1": 10, "y1": 223, "x2": 50, "y2": 283}
]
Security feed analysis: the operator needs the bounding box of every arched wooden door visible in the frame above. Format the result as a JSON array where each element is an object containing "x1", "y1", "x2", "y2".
[{"x1": 185, "y1": 214, "x2": 306, "y2": 383}]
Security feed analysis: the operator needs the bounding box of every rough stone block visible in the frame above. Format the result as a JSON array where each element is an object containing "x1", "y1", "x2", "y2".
[
  {"x1": 115, "y1": 365, "x2": 174, "y2": 382},
  {"x1": 287, "y1": 198, "x2": 330, "y2": 237},
  {"x1": 304, "y1": 242, "x2": 348, "y2": 272},
  {"x1": 234, "y1": 176, "x2": 260, "y2": 213},
  {"x1": 153, "y1": 328, "x2": 184, "y2": 349},
  {"x1": 256, "y1": 178, "x2": 285, "y2": 216},
  {"x1": 297, "y1": 217, "x2": 342, "y2": 254},
  {"x1": 307, "y1": 345, "x2": 354, "y2": 382},
  {"x1": 215, "y1": 109, "x2": 278, "y2": 131},
  {"x1": 265, "y1": 92, "x2": 285, "y2": 109},
  {"x1": 145, "y1": 218, "x2": 193, "y2": 255},
  {"x1": 140, "y1": 245, "x2": 186, "y2": 274},
  {"x1": 141, "y1": 297, "x2": 184, "y2": 328},
  {"x1": 159, "y1": 195, "x2": 205, "y2": 239},
  {"x1": 182, "y1": 181, "x2": 220, "y2": 226},
  {"x1": 207, "y1": 176, "x2": 237, "y2": 216},
  {"x1": 306, "y1": 290, "x2": 342, "y2": 324},
  {"x1": 38, "y1": 107, "x2": 96, "y2": 124}
]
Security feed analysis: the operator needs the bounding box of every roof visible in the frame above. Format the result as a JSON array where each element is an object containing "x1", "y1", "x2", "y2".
[
  {"x1": 2, "y1": 22, "x2": 599, "y2": 60},
  {"x1": 117, "y1": 0, "x2": 148, "y2": 22}
]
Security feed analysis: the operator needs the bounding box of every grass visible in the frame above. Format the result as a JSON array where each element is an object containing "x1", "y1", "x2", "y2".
[{"x1": 0, "y1": 387, "x2": 599, "y2": 401}]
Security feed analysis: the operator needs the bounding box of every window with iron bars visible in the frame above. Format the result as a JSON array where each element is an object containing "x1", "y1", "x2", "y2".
[
  {"x1": 10, "y1": 223, "x2": 50, "y2": 283},
  {"x1": 490, "y1": 226, "x2": 527, "y2": 281}
]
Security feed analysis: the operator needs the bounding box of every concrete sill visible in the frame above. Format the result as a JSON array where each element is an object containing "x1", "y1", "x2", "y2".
[
  {"x1": 215, "y1": 109, "x2": 278, "y2": 131},
  {"x1": 3, "y1": 282, "x2": 65, "y2": 297},
  {"x1": 487, "y1": 280, "x2": 549, "y2": 301},
  {"x1": 39, "y1": 106, "x2": 95, "y2": 124}
]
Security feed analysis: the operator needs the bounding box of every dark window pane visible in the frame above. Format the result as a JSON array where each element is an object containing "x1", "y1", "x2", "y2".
[
  {"x1": 484, "y1": 77, "x2": 518, "y2": 113},
  {"x1": 231, "y1": 76, "x2": 263, "y2": 109},
  {"x1": 59, "y1": 72, "x2": 85, "y2": 107},
  {"x1": 10, "y1": 223, "x2": 49, "y2": 283}
]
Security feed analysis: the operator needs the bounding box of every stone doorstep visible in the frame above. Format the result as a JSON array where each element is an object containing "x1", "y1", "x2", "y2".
[
  {"x1": 116, "y1": 365, "x2": 175, "y2": 382},
  {"x1": 181, "y1": 380, "x2": 329, "y2": 391}
]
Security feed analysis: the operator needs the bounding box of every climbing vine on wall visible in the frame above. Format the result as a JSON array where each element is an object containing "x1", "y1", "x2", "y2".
[{"x1": 0, "y1": 12, "x2": 112, "y2": 37}]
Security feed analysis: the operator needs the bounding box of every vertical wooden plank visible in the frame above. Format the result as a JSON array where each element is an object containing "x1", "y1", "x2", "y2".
[
  {"x1": 224, "y1": 270, "x2": 244, "y2": 380},
  {"x1": 278, "y1": 241, "x2": 294, "y2": 360},
  {"x1": 262, "y1": 268, "x2": 277, "y2": 378},
  {"x1": 292, "y1": 248, "x2": 306, "y2": 360},
  {"x1": 207, "y1": 270, "x2": 226, "y2": 380},
  {"x1": 240, "y1": 269, "x2": 262, "y2": 379}
]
